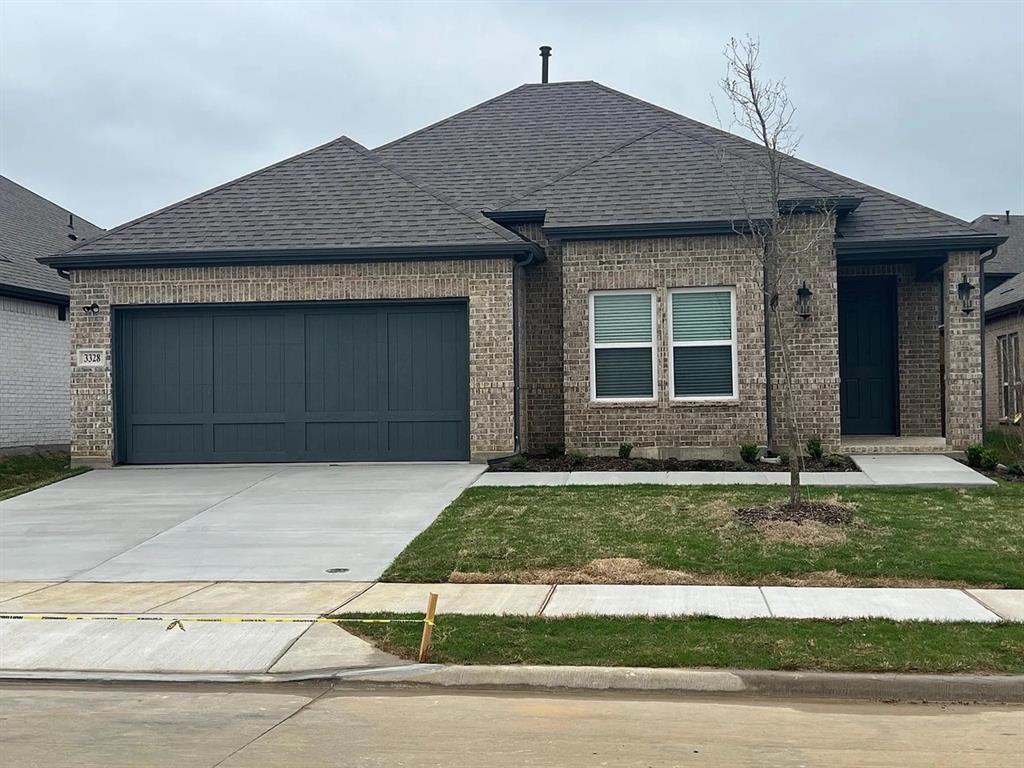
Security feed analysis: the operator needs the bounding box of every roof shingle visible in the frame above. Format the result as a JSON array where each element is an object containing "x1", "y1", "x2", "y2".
[
  {"x1": 0, "y1": 176, "x2": 103, "y2": 298},
  {"x1": 973, "y1": 214, "x2": 1024, "y2": 276}
]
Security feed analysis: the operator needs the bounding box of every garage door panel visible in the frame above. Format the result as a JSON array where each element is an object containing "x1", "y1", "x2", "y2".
[
  {"x1": 213, "y1": 314, "x2": 287, "y2": 415},
  {"x1": 305, "y1": 312, "x2": 379, "y2": 413},
  {"x1": 118, "y1": 301, "x2": 468, "y2": 463}
]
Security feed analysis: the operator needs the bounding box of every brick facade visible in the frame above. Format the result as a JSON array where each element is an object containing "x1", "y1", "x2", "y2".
[
  {"x1": 769, "y1": 214, "x2": 841, "y2": 453},
  {"x1": 514, "y1": 222, "x2": 565, "y2": 453},
  {"x1": 944, "y1": 251, "x2": 983, "y2": 448},
  {"x1": 0, "y1": 296, "x2": 70, "y2": 450},
  {"x1": 985, "y1": 309, "x2": 1024, "y2": 432},
  {"x1": 68, "y1": 259, "x2": 516, "y2": 464},
  {"x1": 560, "y1": 234, "x2": 767, "y2": 457}
]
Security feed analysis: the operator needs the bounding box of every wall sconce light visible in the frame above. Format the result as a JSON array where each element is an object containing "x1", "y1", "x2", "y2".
[
  {"x1": 82, "y1": 303, "x2": 100, "y2": 315},
  {"x1": 795, "y1": 281, "x2": 813, "y2": 319},
  {"x1": 956, "y1": 275, "x2": 975, "y2": 315}
]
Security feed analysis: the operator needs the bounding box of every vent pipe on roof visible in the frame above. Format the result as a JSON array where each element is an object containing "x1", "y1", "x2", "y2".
[
  {"x1": 540, "y1": 45, "x2": 551, "y2": 83},
  {"x1": 1007, "y1": 210, "x2": 1011, "y2": 224}
]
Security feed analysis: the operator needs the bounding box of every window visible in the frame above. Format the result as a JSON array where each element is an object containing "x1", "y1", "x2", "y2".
[
  {"x1": 997, "y1": 332, "x2": 1022, "y2": 421},
  {"x1": 590, "y1": 291, "x2": 656, "y2": 401},
  {"x1": 669, "y1": 288, "x2": 738, "y2": 400}
]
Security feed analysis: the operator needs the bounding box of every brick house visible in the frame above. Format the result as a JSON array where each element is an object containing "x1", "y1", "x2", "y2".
[
  {"x1": 976, "y1": 213, "x2": 1024, "y2": 432},
  {"x1": 1, "y1": 176, "x2": 103, "y2": 452},
  {"x1": 38, "y1": 81, "x2": 1005, "y2": 466}
]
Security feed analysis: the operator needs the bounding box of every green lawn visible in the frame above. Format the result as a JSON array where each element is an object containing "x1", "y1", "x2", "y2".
[
  {"x1": 383, "y1": 484, "x2": 1024, "y2": 587},
  {"x1": 342, "y1": 614, "x2": 1024, "y2": 674},
  {"x1": 0, "y1": 453, "x2": 88, "y2": 501}
]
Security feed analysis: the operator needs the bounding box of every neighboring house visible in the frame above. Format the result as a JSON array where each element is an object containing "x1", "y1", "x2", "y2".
[
  {"x1": 0, "y1": 176, "x2": 103, "y2": 453},
  {"x1": 38, "y1": 79, "x2": 1005, "y2": 467},
  {"x1": 980, "y1": 215, "x2": 1023, "y2": 432},
  {"x1": 973, "y1": 212, "x2": 1024, "y2": 293}
]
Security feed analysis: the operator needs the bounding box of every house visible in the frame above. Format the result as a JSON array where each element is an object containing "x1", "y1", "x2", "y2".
[
  {"x1": 38, "y1": 77, "x2": 1006, "y2": 466},
  {"x1": 0, "y1": 176, "x2": 103, "y2": 453},
  {"x1": 978, "y1": 213, "x2": 1023, "y2": 432}
]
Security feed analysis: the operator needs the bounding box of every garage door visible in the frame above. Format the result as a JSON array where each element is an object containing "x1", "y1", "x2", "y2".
[{"x1": 114, "y1": 301, "x2": 469, "y2": 463}]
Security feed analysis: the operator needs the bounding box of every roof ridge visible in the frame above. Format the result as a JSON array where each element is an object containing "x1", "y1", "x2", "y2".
[
  {"x1": 55, "y1": 135, "x2": 357, "y2": 256},
  {"x1": 587, "y1": 81, "x2": 978, "y2": 232},
  {"x1": 340, "y1": 137, "x2": 519, "y2": 243},
  {"x1": 374, "y1": 83, "x2": 531, "y2": 153},
  {"x1": 0, "y1": 174, "x2": 104, "y2": 233}
]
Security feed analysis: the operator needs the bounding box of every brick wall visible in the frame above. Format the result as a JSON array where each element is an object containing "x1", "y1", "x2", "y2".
[
  {"x1": 837, "y1": 262, "x2": 943, "y2": 437},
  {"x1": 944, "y1": 251, "x2": 983, "y2": 448},
  {"x1": 769, "y1": 214, "x2": 841, "y2": 453},
  {"x1": 68, "y1": 260, "x2": 515, "y2": 464},
  {"x1": 514, "y1": 222, "x2": 565, "y2": 453},
  {"x1": 985, "y1": 309, "x2": 1024, "y2": 432},
  {"x1": 0, "y1": 296, "x2": 70, "y2": 449},
  {"x1": 561, "y1": 234, "x2": 768, "y2": 457}
]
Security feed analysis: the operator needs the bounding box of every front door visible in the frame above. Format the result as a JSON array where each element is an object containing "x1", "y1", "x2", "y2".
[{"x1": 839, "y1": 277, "x2": 898, "y2": 435}]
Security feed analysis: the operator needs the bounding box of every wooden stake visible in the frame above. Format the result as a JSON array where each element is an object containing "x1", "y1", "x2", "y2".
[{"x1": 417, "y1": 592, "x2": 439, "y2": 663}]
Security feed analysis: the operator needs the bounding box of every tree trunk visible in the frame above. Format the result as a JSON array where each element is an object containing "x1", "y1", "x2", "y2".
[{"x1": 771, "y1": 304, "x2": 802, "y2": 511}]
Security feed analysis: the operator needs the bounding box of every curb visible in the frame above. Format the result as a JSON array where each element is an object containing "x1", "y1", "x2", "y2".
[{"x1": 3, "y1": 664, "x2": 1021, "y2": 704}]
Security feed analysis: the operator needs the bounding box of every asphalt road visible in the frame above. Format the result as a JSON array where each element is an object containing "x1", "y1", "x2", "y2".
[{"x1": 0, "y1": 682, "x2": 1020, "y2": 767}]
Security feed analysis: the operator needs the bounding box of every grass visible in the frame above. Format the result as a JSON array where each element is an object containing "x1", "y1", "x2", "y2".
[
  {"x1": 382, "y1": 484, "x2": 1024, "y2": 587},
  {"x1": 0, "y1": 452, "x2": 88, "y2": 500},
  {"x1": 342, "y1": 614, "x2": 1024, "y2": 674}
]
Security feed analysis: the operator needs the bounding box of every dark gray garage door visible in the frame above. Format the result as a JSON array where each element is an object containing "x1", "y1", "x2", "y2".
[{"x1": 114, "y1": 301, "x2": 469, "y2": 463}]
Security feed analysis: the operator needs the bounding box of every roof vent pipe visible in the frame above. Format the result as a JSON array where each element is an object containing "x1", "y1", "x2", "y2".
[
  {"x1": 1007, "y1": 210, "x2": 1011, "y2": 224},
  {"x1": 540, "y1": 46, "x2": 551, "y2": 83}
]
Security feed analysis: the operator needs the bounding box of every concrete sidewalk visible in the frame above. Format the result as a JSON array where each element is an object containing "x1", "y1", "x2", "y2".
[
  {"x1": 1, "y1": 581, "x2": 1021, "y2": 677},
  {"x1": 474, "y1": 453, "x2": 996, "y2": 487}
]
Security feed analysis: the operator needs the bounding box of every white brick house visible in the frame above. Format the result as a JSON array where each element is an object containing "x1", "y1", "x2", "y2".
[{"x1": 0, "y1": 176, "x2": 103, "y2": 452}]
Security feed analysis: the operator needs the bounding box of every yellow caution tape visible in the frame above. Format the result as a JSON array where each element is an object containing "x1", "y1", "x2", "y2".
[{"x1": 0, "y1": 613, "x2": 433, "y2": 632}]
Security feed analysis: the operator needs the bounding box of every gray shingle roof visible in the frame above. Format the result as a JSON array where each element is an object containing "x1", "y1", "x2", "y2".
[
  {"x1": 0, "y1": 175, "x2": 103, "y2": 298},
  {"x1": 377, "y1": 81, "x2": 987, "y2": 244},
  {"x1": 986, "y1": 270, "x2": 1024, "y2": 316},
  {"x1": 60, "y1": 136, "x2": 521, "y2": 258},
  {"x1": 973, "y1": 214, "x2": 1024, "y2": 275},
  {"x1": 495, "y1": 125, "x2": 831, "y2": 229}
]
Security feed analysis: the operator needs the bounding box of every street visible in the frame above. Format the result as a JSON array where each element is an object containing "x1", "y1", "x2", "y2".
[{"x1": 0, "y1": 682, "x2": 1019, "y2": 767}]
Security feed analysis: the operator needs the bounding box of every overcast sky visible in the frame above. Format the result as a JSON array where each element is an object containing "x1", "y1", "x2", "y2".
[{"x1": 1, "y1": 0, "x2": 1021, "y2": 229}]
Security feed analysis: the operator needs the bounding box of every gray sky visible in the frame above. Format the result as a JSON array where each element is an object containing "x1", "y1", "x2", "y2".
[{"x1": 1, "y1": 0, "x2": 1021, "y2": 229}]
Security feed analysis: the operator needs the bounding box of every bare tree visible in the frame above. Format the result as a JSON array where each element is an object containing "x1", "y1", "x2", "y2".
[{"x1": 714, "y1": 36, "x2": 836, "y2": 510}]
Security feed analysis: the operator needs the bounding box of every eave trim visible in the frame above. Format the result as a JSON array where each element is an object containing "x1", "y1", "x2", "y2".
[
  {"x1": 543, "y1": 220, "x2": 756, "y2": 241},
  {"x1": 0, "y1": 283, "x2": 69, "y2": 306},
  {"x1": 37, "y1": 242, "x2": 544, "y2": 270},
  {"x1": 835, "y1": 234, "x2": 1008, "y2": 256}
]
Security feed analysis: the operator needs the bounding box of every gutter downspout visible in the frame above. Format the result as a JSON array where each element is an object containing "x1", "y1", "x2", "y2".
[
  {"x1": 488, "y1": 249, "x2": 541, "y2": 465},
  {"x1": 979, "y1": 246, "x2": 998, "y2": 436}
]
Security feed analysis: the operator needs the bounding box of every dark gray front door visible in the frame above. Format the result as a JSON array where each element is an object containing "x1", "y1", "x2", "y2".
[
  {"x1": 115, "y1": 301, "x2": 469, "y2": 463},
  {"x1": 838, "y1": 278, "x2": 898, "y2": 435}
]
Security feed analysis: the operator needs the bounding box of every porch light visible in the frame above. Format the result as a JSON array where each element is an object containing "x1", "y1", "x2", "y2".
[
  {"x1": 795, "y1": 281, "x2": 813, "y2": 319},
  {"x1": 956, "y1": 275, "x2": 975, "y2": 314}
]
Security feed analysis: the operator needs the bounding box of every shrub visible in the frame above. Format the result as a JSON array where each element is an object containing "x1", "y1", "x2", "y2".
[
  {"x1": 630, "y1": 457, "x2": 656, "y2": 471},
  {"x1": 567, "y1": 449, "x2": 588, "y2": 468},
  {"x1": 545, "y1": 443, "x2": 565, "y2": 458},
  {"x1": 825, "y1": 454, "x2": 849, "y2": 469},
  {"x1": 739, "y1": 443, "x2": 760, "y2": 464},
  {"x1": 505, "y1": 454, "x2": 527, "y2": 470},
  {"x1": 806, "y1": 436, "x2": 824, "y2": 461},
  {"x1": 965, "y1": 444, "x2": 999, "y2": 471},
  {"x1": 618, "y1": 442, "x2": 634, "y2": 459}
]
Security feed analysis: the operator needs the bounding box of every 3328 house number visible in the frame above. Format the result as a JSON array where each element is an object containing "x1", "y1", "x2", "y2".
[{"x1": 76, "y1": 349, "x2": 106, "y2": 367}]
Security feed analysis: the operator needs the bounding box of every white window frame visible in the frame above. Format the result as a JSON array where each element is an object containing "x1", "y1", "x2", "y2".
[
  {"x1": 668, "y1": 286, "x2": 739, "y2": 402},
  {"x1": 589, "y1": 289, "x2": 658, "y2": 403}
]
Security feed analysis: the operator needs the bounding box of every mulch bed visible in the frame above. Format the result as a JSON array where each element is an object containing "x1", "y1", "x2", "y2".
[
  {"x1": 490, "y1": 454, "x2": 856, "y2": 473},
  {"x1": 734, "y1": 501, "x2": 853, "y2": 526}
]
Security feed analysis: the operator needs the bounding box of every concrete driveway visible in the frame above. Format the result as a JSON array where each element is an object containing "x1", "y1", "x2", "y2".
[{"x1": 0, "y1": 464, "x2": 483, "y2": 582}]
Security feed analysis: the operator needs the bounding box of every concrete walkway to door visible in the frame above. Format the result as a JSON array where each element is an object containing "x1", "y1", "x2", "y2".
[{"x1": 0, "y1": 463, "x2": 484, "y2": 582}]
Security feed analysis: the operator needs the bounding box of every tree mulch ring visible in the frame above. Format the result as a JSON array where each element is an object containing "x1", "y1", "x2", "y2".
[
  {"x1": 490, "y1": 454, "x2": 856, "y2": 473},
  {"x1": 734, "y1": 501, "x2": 853, "y2": 527}
]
